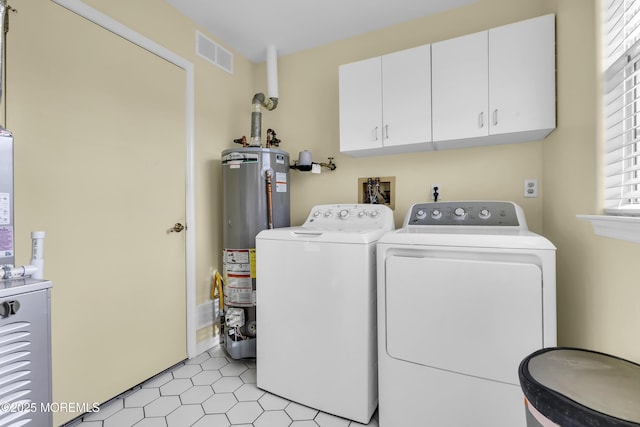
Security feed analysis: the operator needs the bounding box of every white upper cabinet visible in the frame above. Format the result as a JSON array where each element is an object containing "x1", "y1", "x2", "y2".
[
  {"x1": 382, "y1": 45, "x2": 433, "y2": 149},
  {"x1": 338, "y1": 14, "x2": 556, "y2": 157},
  {"x1": 339, "y1": 44, "x2": 433, "y2": 157},
  {"x1": 488, "y1": 14, "x2": 556, "y2": 137},
  {"x1": 338, "y1": 56, "x2": 383, "y2": 154},
  {"x1": 432, "y1": 14, "x2": 556, "y2": 149},
  {"x1": 432, "y1": 31, "x2": 489, "y2": 142}
]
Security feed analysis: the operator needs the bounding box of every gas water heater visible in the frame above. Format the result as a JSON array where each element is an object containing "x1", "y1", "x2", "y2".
[{"x1": 221, "y1": 146, "x2": 290, "y2": 359}]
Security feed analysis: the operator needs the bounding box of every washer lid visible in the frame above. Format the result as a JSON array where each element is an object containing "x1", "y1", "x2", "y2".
[
  {"x1": 257, "y1": 203, "x2": 395, "y2": 244},
  {"x1": 256, "y1": 226, "x2": 388, "y2": 244}
]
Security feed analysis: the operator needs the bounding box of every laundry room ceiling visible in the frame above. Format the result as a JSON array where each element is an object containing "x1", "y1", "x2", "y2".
[{"x1": 164, "y1": 0, "x2": 479, "y2": 63}]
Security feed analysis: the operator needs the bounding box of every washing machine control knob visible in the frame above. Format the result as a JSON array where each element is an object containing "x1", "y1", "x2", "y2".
[
  {"x1": 431, "y1": 209, "x2": 442, "y2": 220},
  {"x1": 453, "y1": 207, "x2": 466, "y2": 218},
  {"x1": 479, "y1": 208, "x2": 491, "y2": 219},
  {"x1": 416, "y1": 209, "x2": 427, "y2": 220},
  {"x1": 358, "y1": 210, "x2": 366, "y2": 217},
  {"x1": 339, "y1": 209, "x2": 350, "y2": 219},
  {"x1": 324, "y1": 210, "x2": 332, "y2": 217},
  {"x1": 313, "y1": 211, "x2": 321, "y2": 217},
  {"x1": 371, "y1": 210, "x2": 379, "y2": 217}
]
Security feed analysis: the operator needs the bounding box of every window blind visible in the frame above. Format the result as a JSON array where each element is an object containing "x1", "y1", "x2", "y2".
[{"x1": 604, "y1": 0, "x2": 640, "y2": 214}]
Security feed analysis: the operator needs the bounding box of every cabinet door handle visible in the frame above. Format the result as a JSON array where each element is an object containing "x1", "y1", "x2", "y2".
[
  {"x1": 374, "y1": 126, "x2": 379, "y2": 141},
  {"x1": 493, "y1": 109, "x2": 498, "y2": 126},
  {"x1": 384, "y1": 124, "x2": 389, "y2": 139},
  {"x1": 479, "y1": 112, "x2": 484, "y2": 128}
]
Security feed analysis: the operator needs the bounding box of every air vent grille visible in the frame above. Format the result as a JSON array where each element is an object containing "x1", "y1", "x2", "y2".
[{"x1": 196, "y1": 30, "x2": 233, "y2": 74}]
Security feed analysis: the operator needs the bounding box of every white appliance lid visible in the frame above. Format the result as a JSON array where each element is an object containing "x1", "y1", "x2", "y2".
[
  {"x1": 256, "y1": 203, "x2": 395, "y2": 244},
  {"x1": 257, "y1": 226, "x2": 389, "y2": 244}
]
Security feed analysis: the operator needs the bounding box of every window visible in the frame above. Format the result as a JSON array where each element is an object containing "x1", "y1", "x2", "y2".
[
  {"x1": 603, "y1": 0, "x2": 640, "y2": 215},
  {"x1": 578, "y1": 0, "x2": 640, "y2": 242}
]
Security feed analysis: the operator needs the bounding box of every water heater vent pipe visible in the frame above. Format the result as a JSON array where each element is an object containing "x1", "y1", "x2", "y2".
[
  {"x1": 30, "y1": 231, "x2": 46, "y2": 280},
  {"x1": 250, "y1": 45, "x2": 279, "y2": 146}
]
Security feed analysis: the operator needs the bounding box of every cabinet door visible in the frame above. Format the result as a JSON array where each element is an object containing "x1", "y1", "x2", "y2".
[
  {"x1": 432, "y1": 31, "x2": 489, "y2": 141},
  {"x1": 339, "y1": 57, "x2": 383, "y2": 153},
  {"x1": 382, "y1": 44, "x2": 432, "y2": 147},
  {"x1": 489, "y1": 14, "x2": 556, "y2": 135}
]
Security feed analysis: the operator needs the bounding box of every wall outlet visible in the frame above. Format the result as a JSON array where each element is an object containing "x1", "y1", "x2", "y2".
[
  {"x1": 524, "y1": 179, "x2": 538, "y2": 198},
  {"x1": 430, "y1": 183, "x2": 441, "y2": 201}
]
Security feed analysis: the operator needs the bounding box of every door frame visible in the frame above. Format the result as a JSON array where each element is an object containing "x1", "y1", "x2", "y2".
[{"x1": 51, "y1": 0, "x2": 198, "y2": 358}]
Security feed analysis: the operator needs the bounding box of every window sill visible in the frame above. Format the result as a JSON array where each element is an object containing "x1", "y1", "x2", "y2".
[{"x1": 577, "y1": 215, "x2": 640, "y2": 244}]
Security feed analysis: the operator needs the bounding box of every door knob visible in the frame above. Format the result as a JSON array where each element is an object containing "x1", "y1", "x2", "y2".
[{"x1": 169, "y1": 223, "x2": 185, "y2": 233}]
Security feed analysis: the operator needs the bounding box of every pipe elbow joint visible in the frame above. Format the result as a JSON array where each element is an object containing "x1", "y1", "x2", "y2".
[
  {"x1": 252, "y1": 93, "x2": 278, "y2": 111},
  {"x1": 252, "y1": 93, "x2": 265, "y2": 106}
]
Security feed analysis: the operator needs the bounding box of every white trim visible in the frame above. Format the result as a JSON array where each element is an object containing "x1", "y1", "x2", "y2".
[
  {"x1": 577, "y1": 215, "x2": 640, "y2": 244},
  {"x1": 196, "y1": 335, "x2": 221, "y2": 356},
  {"x1": 51, "y1": 0, "x2": 198, "y2": 358}
]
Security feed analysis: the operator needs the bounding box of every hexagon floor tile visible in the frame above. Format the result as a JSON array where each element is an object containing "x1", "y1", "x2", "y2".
[{"x1": 62, "y1": 345, "x2": 379, "y2": 427}]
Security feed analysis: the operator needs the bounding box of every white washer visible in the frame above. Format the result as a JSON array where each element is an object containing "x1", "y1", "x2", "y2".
[
  {"x1": 256, "y1": 204, "x2": 394, "y2": 424},
  {"x1": 377, "y1": 201, "x2": 556, "y2": 427}
]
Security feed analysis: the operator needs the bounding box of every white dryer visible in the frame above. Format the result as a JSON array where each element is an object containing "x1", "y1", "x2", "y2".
[
  {"x1": 256, "y1": 204, "x2": 394, "y2": 424},
  {"x1": 377, "y1": 201, "x2": 556, "y2": 427}
]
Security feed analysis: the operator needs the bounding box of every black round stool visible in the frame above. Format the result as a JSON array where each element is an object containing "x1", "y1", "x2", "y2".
[{"x1": 519, "y1": 347, "x2": 640, "y2": 426}]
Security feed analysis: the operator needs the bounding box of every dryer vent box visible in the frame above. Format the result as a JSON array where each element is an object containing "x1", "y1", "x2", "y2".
[{"x1": 358, "y1": 176, "x2": 395, "y2": 210}]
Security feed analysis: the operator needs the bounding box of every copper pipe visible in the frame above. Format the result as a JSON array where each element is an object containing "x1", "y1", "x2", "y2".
[{"x1": 265, "y1": 170, "x2": 274, "y2": 229}]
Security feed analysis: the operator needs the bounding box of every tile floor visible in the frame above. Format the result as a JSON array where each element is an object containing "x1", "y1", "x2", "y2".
[{"x1": 62, "y1": 346, "x2": 379, "y2": 427}]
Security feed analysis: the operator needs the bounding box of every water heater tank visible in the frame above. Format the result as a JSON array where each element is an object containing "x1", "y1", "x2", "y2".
[{"x1": 221, "y1": 146, "x2": 290, "y2": 359}]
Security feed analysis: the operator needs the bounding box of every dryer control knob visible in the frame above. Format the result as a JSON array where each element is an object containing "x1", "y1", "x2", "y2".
[
  {"x1": 479, "y1": 209, "x2": 491, "y2": 219},
  {"x1": 339, "y1": 209, "x2": 350, "y2": 219},
  {"x1": 431, "y1": 209, "x2": 442, "y2": 219},
  {"x1": 416, "y1": 209, "x2": 427, "y2": 220},
  {"x1": 454, "y1": 207, "x2": 466, "y2": 218},
  {"x1": 358, "y1": 210, "x2": 366, "y2": 217},
  {"x1": 324, "y1": 211, "x2": 332, "y2": 217},
  {"x1": 371, "y1": 210, "x2": 379, "y2": 217},
  {"x1": 313, "y1": 211, "x2": 321, "y2": 217}
]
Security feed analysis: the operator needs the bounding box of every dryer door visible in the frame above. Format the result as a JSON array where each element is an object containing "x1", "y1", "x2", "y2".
[{"x1": 384, "y1": 254, "x2": 543, "y2": 385}]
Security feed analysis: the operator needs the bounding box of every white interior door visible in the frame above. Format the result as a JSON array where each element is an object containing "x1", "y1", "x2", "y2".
[{"x1": 8, "y1": 0, "x2": 187, "y2": 415}]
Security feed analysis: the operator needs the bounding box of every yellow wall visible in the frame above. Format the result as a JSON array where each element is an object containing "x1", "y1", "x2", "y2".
[
  {"x1": 6, "y1": 0, "x2": 640, "y2": 423},
  {"x1": 264, "y1": 0, "x2": 640, "y2": 364},
  {"x1": 260, "y1": 0, "x2": 547, "y2": 233},
  {"x1": 542, "y1": 0, "x2": 640, "y2": 362},
  {"x1": 6, "y1": 0, "x2": 253, "y2": 424}
]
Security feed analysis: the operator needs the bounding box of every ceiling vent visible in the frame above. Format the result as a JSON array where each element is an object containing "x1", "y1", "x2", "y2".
[{"x1": 196, "y1": 30, "x2": 233, "y2": 74}]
